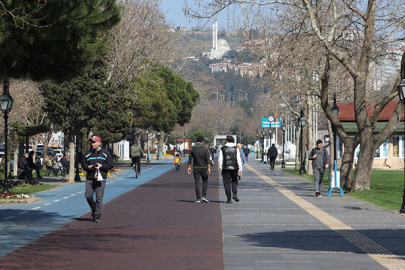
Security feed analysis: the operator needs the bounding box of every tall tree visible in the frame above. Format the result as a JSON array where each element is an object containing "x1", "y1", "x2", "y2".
[
  {"x1": 0, "y1": 0, "x2": 121, "y2": 82},
  {"x1": 0, "y1": 0, "x2": 121, "y2": 183},
  {"x1": 185, "y1": 0, "x2": 405, "y2": 191},
  {"x1": 40, "y1": 57, "x2": 132, "y2": 183}
]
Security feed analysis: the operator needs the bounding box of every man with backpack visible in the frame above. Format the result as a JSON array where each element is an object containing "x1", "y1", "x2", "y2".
[{"x1": 309, "y1": 139, "x2": 330, "y2": 197}]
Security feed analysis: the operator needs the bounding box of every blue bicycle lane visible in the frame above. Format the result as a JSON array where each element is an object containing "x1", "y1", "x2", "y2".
[{"x1": 0, "y1": 159, "x2": 181, "y2": 258}]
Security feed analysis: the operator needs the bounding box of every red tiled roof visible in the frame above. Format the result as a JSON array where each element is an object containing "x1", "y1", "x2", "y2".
[{"x1": 337, "y1": 101, "x2": 404, "y2": 121}]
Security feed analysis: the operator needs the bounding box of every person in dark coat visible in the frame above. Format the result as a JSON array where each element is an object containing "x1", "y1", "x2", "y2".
[
  {"x1": 243, "y1": 146, "x2": 250, "y2": 161},
  {"x1": 267, "y1": 144, "x2": 278, "y2": 170},
  {"x1": 59, "y1": 154, "x2": 70, "y2": 176},
  {"x1": 188, "y1": 136, "x2": 211, "y2": 203},
  {"x1": 18, "y1": 153, "x2": 34, "y2": 180},
  {"x1": 81, "y1": 135, "x2": 113, "y2": 224}
]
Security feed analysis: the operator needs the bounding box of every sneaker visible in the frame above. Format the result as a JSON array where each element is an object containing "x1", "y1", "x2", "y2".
[
  {"x1": 201, "y1": 197, "x2": 209, "y2": 203},
  {"x1": 138, "y1": 172, "x2": 141, "y2": 175},
  {"x1": 195, "y1": 200, "x2": 201, "y2": 203},
  {"x1": 319, "y1": 194, "x2": 323, "y2": 198},
  {"x1": 232, "y1": 196, "x2": 239, "y2": 202},
  {"x1": 226, "y1": 199, "x2": 232, "y2": 204},
  {"x1": 315, "y1": 191, "x2": 319, "y2": 197},
  {"x1": 94, "y1": 217, "x2": 101, "y2": 223}
]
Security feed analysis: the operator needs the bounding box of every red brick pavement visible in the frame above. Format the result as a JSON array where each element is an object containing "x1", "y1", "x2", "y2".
[{"x1": 0, "y1": 166, "x2": 223, "y2": 270}]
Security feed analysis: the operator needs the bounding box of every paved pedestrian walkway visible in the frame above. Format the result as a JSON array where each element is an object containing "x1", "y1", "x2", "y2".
[
  {"x1": 221, "y1": 161, "x2": 405, "y2": 270},
  {"x1": 1, "y1": 159, "x2": 405, "y2": 269}
]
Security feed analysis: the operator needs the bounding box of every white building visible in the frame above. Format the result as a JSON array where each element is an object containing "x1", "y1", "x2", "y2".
[{"x1": 203, "y1": 20, "x2": 231, "y2": 60}]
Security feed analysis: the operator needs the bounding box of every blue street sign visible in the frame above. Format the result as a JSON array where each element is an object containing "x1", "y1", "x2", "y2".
[
  {"x1": 262, "y1": 118, "x2": 281, "y2": 128},
  {"x1": 261, "y1": 118, "x2": 270, "y2": 128},
  {"x1": 271, "y1": 119, "x2": 281, "y2": 128}
]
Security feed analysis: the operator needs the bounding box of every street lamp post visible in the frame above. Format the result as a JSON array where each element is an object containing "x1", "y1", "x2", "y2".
[
  {"x1": 331, "y1": 94, "x2": 340, "y2": 172},
  {"x1": 299, "y1": 110, "x2": 307, "y2": 174},
  {"x1": 269, "y1": 128, "x2": 272, "y2": 145},
  {"x1": 328, "y1": 93, "x2": 344, "y2": 197},
  {"x1": 183, "y1": 132, "x2": 186, "y2": 156},
  {"x1": 0, "y1": 79, "x2": 14, "y2": 194},
  {"x1": 397, "y1": 79, "x2": 405, "y2": 213},
  {"x1": 156, "y1": 131, "x2": 160, "y2": 160},
  {"x1": 146, "y1": 130, "x2": 150, "y2": 162},
  {"x1": 256, "y1": 130, "x2": 259, "y2": 159},
  {"x1": 281, "y1": 124, "x2": 286, "y2": 168},
  {"x1": 261, "y1": 129, "x2": 265, "y2": 159},
  {"x1": 74, "y1": 134, "x2": 81, "y2": 182}
]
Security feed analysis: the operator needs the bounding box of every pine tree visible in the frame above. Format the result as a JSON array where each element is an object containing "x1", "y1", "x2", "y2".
[{"x1": 0, "y1": 0, "x2": 121, "y2": 81}]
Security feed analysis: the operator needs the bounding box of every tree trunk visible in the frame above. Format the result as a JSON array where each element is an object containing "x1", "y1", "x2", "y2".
[
  {"x1": 67, "y1": 134, "x2": 76, "y2": 183},
  {"x1": 340, "y1": 139, "x2": 357, "y2": 189},
  {"x1": 295, "y1": 126, "x2": 301, "y2": 170},
  {"x1": 306, "y1": 106, "x2": 314, "y2": 176},
  {"x1": 351, "y1": 130, "x2": 375, "y2": 191}
]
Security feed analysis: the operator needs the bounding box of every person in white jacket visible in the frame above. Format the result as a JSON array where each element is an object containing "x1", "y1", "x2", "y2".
[{"x1": 218, "y1": 135, "x2": 242, "y2": 203}]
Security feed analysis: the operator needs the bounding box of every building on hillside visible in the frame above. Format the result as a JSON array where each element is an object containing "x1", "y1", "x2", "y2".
[
  {"x1": 334, "y1": 101, "x2": 404, "y2": 170},
  {"x1": 209, "y1": 61, "x2": 264, "y2": 77},
  {"x1": 203, "y1": 20, "x2": 230, "y2": 60}
]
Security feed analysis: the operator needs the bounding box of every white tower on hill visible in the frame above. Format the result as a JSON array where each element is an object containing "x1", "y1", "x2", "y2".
[{"x1": 203, "y1": 19, "x2": 230, "y2": 60}]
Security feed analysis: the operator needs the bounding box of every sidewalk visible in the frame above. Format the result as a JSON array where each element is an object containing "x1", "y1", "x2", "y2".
[
  {"x1": 221, "y1": 160, "x2": 405, "y2": 270},
  {"x1": 1, "y1": 159, "x2": 405, "y2": 269}
]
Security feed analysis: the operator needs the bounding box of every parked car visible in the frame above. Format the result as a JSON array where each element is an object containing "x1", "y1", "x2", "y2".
[{"x1": 53, "y1": 149, "x2": 64, "y2": 161}]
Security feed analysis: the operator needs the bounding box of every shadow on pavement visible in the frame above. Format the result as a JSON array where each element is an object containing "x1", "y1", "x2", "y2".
[{"x1": 237, "y1": 229, "x2": 405, "y2": 256}]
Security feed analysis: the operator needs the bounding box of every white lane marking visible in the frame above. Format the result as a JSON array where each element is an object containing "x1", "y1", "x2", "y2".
[
  {"x1": 70, "y1": 194, "x2": 77, "y2": 197},
  {"x1": 32, "y1": 207, "x2": 41, "y2": 210},
  {"x1": 53, "y1": 199, "x2": 61, "y2": 202},
  {"x1": 3, "y1": 216, "x2": 14, "y2": 220},
  {"x1": 62, "y1": 196, "x2": 69, "y2": 199},
  {"x1": 19, "y1": 211, "x2": 28, "y2": 215},
  {"x1": 44, "y1": 203, "x2": 51, "y2": 206},
  {"x1": 77, "y1": 191, "x2": 83, "y2": 194}
]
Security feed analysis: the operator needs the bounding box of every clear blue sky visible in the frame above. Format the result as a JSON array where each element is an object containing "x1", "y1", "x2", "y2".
[{"x1": 160, "y1": 0, "x2": 228, "y2": 30}]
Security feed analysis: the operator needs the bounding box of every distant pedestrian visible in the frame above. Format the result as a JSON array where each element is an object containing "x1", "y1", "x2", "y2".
[
  {"x1": 218, "y1": 136, "x2": 242, "y2": 203},
  {"x1": 188, "y1": 136, "x2": 211, "y2": 203},
  {"x1": 267, "y1": 144, "x2": 278, "y2": 170},
  {"x1": 309, "y1": 139, "x2": 329, "y2": 197},
  {"x1": 35, "y1": 153, "x2": 43, "y2": 178},
  {"x1": 237, "y1": 143, "x2": 246, "y2": 180},
  {"x1": 173, "y1": 153, "x2": 182, "y2": 172},
  {"x1": 82, "y1": 135, "x2": 113, "y2": 223},
  {"x1": 209, "y1": 146, "x2": 216, "y2": 166},
  {"x1": 243, "y1": 146, "x2": 250, "y2": 161},
  {"x1": 130, "y1": 142, "x2": 144, "y2": 175}
]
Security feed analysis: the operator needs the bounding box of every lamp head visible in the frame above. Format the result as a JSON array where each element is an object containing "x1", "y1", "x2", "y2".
[{"x1": 398, "y1": 79, "x2": 405, "y2": 104}]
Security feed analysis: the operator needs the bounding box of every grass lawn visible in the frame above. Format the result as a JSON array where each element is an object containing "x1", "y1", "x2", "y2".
[
  {"x1": 8, "y1": 183, "x2": 58, "y2": 195},
  {"x1": 3, "y1": 169, "x2": 60, "y2": 195},
  {"x1": 283, "y1": 168, "x2": 404, "y2": 211}
]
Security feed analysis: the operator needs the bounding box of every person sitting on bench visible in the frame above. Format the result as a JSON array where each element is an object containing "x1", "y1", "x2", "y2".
[{"x1": 18, "y1": 153, "x2": 34, "y2": 180}]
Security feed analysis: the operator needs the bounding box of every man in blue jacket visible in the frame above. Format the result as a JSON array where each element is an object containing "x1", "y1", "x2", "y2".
[{"x1": 81, "y1": 135, "x2": 113, "y2": 223}]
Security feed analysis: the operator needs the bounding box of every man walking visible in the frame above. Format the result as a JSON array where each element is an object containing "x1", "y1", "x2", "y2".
[
  {"x1": 82, "y1": 135, "x2": 114, "y2": 223},
  {"x1": 188, "y1": 136, "x2": 211, "y2": 203},
  {"x1": 218, "y1": 135, "x2": 242, "y2": 203},
  {"x1": 308, "y1": 139, "x2": 329, "y2": 197},
  {"x1": 130, "y1": 142, "x2": 144, "y2": 175},
  {"x1": 243, "y1": 146, "x2": 250, "y2": 161},
  {"x1": 267, "y1": 144, "x2": 278, "y2": 170}
]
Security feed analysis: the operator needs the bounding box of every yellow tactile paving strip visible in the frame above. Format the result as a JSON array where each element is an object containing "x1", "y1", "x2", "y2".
[{"x1": 245, "y1": 163, "x2": 405, "y2": 270}]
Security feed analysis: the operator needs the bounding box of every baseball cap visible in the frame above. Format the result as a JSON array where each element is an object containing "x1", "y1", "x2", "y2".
[{"x1": 89, "y1": 135, "x2": 102, "y2": 143}]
